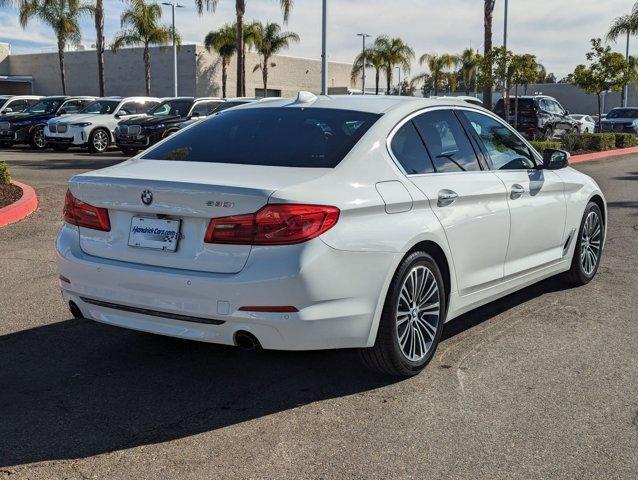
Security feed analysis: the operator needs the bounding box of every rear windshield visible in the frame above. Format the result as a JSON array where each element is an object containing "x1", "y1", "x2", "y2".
[
  {"x1": 606, "y1": 108, "x2": 638, "y2": 119},
  {"x1": 142, "y1": 107, "x2": 381, "y2": 168},
  {"x1": 494, "y1": 98, "x2": 535, "y2": 115}
]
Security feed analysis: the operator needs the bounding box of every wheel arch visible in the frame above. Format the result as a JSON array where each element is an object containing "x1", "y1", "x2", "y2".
[{"x1": 589, "y1": 194, "x2": 606, "y2": 227}]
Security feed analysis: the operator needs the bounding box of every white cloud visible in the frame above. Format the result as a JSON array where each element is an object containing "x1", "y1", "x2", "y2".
[{"x1": 0, "y1": 0, "x2": 633, "y2": 77}]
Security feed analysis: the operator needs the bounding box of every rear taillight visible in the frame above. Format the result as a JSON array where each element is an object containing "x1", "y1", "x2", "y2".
[
  {"x1": 205, "y1": 204, "x2": 339, "y2": 245},
  {"x1": 63, "y1": 189, "x2": 111, "y2": 232}
]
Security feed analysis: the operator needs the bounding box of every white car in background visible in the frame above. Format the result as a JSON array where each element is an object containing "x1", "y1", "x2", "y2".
[
  {"x1": 569, "y1": 114, "x2": 596, "y2": 133},
  {"x1": 0, "y1": 95, "x2": 42, "y2": 115},
  {"x1": 45, "y1": 97, "x2": 160, "y2": 153},
  {"x1": 57, "y1": 94, "x2": 606, "y2": 377}
]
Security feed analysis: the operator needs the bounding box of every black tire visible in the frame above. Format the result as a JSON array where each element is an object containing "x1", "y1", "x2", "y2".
[
  {"x1": 566, "y1": 201, "x2": 604, "y2": 286},
  {"x1": 121, "y1": 147, "x2": 139, "y2": 156},
  {"x1": 359, "y1": 251, "x2": 447, "y2": 377},
  {"x1": 29, "y1": 126, "x2": 47, "y2": 150},
  {"x1": 51, "y1": 144, "x2": 69, "y2": 151},
  {"x1": 88, "y1": 128, "x2": 110, "y2": 154}
]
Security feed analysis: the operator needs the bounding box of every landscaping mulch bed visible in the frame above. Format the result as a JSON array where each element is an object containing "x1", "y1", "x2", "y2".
[{"x1": 0, "y1": 183, "x2": 22, "y2": 209}]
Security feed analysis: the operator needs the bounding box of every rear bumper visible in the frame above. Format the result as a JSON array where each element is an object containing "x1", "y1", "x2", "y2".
[{"x1": 56, "y1": 225, "x2": 397, "y2": 350}]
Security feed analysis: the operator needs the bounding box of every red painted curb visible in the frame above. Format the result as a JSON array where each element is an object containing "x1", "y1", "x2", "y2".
[
  {"x1": 0, "y1": 180, "x2": 38, "y2": 228},
  {"x1": 570, "y1": 146, "x2": 638, "y2": 164}
]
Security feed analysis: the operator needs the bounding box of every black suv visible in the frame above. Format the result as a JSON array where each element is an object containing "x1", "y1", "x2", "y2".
[
  {"x1": 0, "y1": 96, "x2": 94, "y2": 149},
  {"x1": 494, "y1": 95, "x2": 578, "y2": 140},
  {"x1": 115, "y1": 97, "x2": 224, "y2": 154}
]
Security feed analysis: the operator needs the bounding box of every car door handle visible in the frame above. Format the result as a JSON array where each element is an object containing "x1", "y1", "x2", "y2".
[
  {"x1": 437, "y1": 190, "x2": 458, "y2": 207},
  {"x1": 510, "y1": 184, "x2": 525, "y2": 199}
]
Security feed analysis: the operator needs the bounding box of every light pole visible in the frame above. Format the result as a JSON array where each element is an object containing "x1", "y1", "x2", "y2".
[
  {"x1": 624, "y1": 31, "x2": 630, "y2": 107},
  {"x1": 502, "y1": 0, "x2": 509, "y2": 110},
  {"x1": 162, "y1": 1, "x2": 184, "y2": 97},
  {"x1": 321, "y1": 0, "x2": 328, "y2": 95},
  {"x1": 395, "y1": 66, "x2": 401, "y2": 95},
  {"x1": 356, "y1": 33, "x2": 370, "y2": 95}
]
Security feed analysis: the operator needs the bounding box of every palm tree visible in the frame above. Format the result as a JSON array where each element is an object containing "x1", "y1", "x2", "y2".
[
  {"x1": 193, "y1": 0, "x2": 293, "y2": 97},
  {"x1": 483, "y1": 0, "x2": 496, "y2": 108},
  {"x1": 418, "y1": 53, "x2": 458, "y2": 96},
  {"x1": 351, "y1": 47, "x2": 385, "y2": 95},
  {"x1": 374, "y1": 36, "x2": 414, "y2": 94},
  {"x1": 458, "y1": 48, "x2": 481, "y2": 95},
  {"x1": 19, "y1": 0, "x2": 94, "y2": 95},
  {"x1": 205, "y1": 24, "x2": 237, "y2": 97},
  {"x1": 607, "y1": 3, "x2": 638, "y2": 106},
  {"x1": 93, "y1": 0, "x2": 106, "y2": 96},
  {"x1": 251, "y1": 21, "x2": 299, "y2": 96},
  {"x1": 111, "y1": 0, "x2": 177, "y2": 96}
]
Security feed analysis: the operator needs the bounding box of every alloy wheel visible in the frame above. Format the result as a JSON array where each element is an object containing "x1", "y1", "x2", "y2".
[
  {"x1": 33, "y1": 129, "x2": 46, "y2": 149},
  {"x1": 93, "y1": 130, "x2": 109, "y2": 152},
  {"x1": 580, "y1": 210, "x2": 602, "y2": 276},
  {"x1": 396, "y1": 265, "x2": 440, "y2": 362}
]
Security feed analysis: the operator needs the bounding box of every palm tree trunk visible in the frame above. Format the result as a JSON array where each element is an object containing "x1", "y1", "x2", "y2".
[
  {"x1": 57, "y1": 38, "x2": 67, "y2": 95},
  {"x1": 235, "y1": 0, "x2": 245, "y2": 97},
  {"x1": 434, "y1": 73, "x2": 439, "y2": 97},
  {"x1": 375, "y1": 69, "x2": 379, "y2": 95},
  {"x1": 386, "y1": 66, "x2": 392, "y2": 95},
  {"x1": 95, "y1": 0, "x2": 105, "y2": 96},
  {"x1": 514, "y1": 83, "x2": 519, "y2": 129},
  {"x1": 597, "y1": 92, "x2": 602, "y2": 131},
  {"x1": 262, "y1": 55, "x2": 268, "y2": 95},
  {"x1": 482, "y1": 0, "x2": 494, "y2": 109},
  {"x1": 143, "y1": 43, "x2": 151, "y2": 96},
  {"x1": 222, "y1": 58, "x2": 228, "y2": 98}
]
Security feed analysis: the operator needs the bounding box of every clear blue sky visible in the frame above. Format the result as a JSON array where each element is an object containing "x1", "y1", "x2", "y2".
[{"x1": 0, "y1": 0, "x2": 633, "y2": 79}]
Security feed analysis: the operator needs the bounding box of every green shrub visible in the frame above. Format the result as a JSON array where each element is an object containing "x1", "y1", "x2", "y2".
[
  {"x1": 614, "y1": 133, "x2": 637, "y2": 149},
  {"x1": 529, "y1": 140, "x2": 561, "y2": 155},
  {"x1": 581, "y1": 133, "x2": 615, "y2": 151},
  {"x1": 561, "y1": 133, "x2": 588, "y2": 153},
  {"x1": 0, "y1": 160, "x2": 10, "y2": 186}
]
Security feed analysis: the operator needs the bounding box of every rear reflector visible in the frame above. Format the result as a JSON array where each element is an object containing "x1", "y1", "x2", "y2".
[
  {"x1": 238, "y1": 306, "x2": 299, "y2": 313},
  {"x1": 63, "y1": 189, "x2": 111, "y2": 232},
  {"x1": 205, "y1": 204, "x2": 339, "y2": 245}
]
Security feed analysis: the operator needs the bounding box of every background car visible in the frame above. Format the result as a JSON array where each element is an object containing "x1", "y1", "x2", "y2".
[
  {"x1": 176, "y1": 98, "x2": 261, "y2": 131},
  {"x1": 0, "y1": 96, "x2": 94, "y2": 149},
  {"x1": 57, "y1": 94, "x2": 606, "y2": 377},
  {"x1": 45, "y1": 96, "x2": 160, "y2": 153},
  {"x1": 568, "y1": 114, "x2": 596, "y2": 133},
  {"x1": 598, "y1": 107, "x2": 638, "y2": 134},
  {"x1": 0, "y1": 95, "x2": 42, "y2": 116},
  {"x1": 494, "y1": 95, "x2": 578, "y2": 140},
  {"x1": 115, "y1": 97, "x2": 223, "y2": 155}
]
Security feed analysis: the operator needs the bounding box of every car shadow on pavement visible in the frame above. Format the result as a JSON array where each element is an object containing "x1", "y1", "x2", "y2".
[{"x1": 0, "y1": 275, "x2": 574, "y2": 468}]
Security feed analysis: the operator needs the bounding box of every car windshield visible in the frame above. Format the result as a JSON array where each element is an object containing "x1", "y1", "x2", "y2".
[
  {"x1": 150, "y1": 100, "x2": 194, "y2": 117},
  {"x1": 606, "y1": 108, "x2": 638, "y2": 119},
  {"x1": 569, "y1": 115, "x2": 584, "y2": 120},
  {"x1": 142, "y1": 107, "x2": 382, "y2": 168},
  {"x1": 25, "y1": 98, "x2": 64, "y2": 114},
  {"x1": 80, "y1": 100, "x2": 121, "y2": 114},
  {"x1": 211, "y1": 101, "x2": 251, "y2": 113}
]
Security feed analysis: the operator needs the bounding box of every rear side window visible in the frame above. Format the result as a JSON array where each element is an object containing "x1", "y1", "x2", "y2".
[
  {"x1": 390, "y1": 121, "x2": 434, "y2": 174},
  {"x1": 412, "y1": 110, "x2": 481, "y2": 172},
  {"x1": 143, "y1": 107, "x2": 381, "y2": 168}
]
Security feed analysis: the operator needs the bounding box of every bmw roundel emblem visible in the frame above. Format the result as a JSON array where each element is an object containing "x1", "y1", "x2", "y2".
[{"x1": 141, "y1": 190, "x2": 153, "y2": 205}]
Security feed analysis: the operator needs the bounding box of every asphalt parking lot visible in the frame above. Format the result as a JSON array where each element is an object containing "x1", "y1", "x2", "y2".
[{"x1": 0, "y1": 147, "x2": 636, "y2": 480}]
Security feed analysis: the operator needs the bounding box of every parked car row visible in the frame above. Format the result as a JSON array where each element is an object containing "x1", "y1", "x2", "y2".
[{"x1": 0, "y1": 95, "x2": 259, "y2": 154}]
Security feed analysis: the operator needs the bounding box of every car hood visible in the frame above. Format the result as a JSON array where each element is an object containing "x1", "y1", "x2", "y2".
[
  {"x1": 50, "y1": 113, "x2": 110, "y2": 124},
  {"x1": 1, "y1": 112, "x2": 54, "y2": 123},
  {"x1": 119, "y1": 115, "x2": 184, "y2": 126}
]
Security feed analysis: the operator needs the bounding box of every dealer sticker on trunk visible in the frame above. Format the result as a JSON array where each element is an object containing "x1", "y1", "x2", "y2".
[{"x1": 128, "y1": 217, "x2": 181, "y2": 252}]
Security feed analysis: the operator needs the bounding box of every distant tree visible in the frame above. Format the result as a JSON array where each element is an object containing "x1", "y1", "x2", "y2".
[
  {"x1": 417, "y1": 53, "x2": 458, "y2": 96},
  {"x1": 510, "y1": 54, "x2": 539, "y2": 127},
  {"x1": 536, "y1": 62, "x2": 547, "y2": 83},
  {"x1": 558, "y1": 73, "x2": 575, "y2": 84},
  {"x1": 545, "y1": 73, "x2": 557, "y2": 83},
  {"x1": 390, "y1": 79, "x2": 415, "y2": 96},
  {"x1": 19, "y1": 0, "x2": 94, "y2": 95},
  {"x1": 351, "y1": 46, "x2": 386, "y2": 95},
  {"x1": 374, "y1": 36, "x2": 415, "y2": 94},
  {"x1": 482, "y1": 0, "x2": 496, "y2": 108},
  {"x1": 111, "y1": 0, "x2": 178, "y2": 96},
  {"x1": 607, "y1": 3, "x2": 638, "y2": 106},
  {"x1": 572, "y1": 38, "x2": 631, "y2": 128},
  {"x1": 458, "y1": 48, "x2": 481, "y2": 95},
  {"x1": 205, "y1": 24, "x2": 237, "y2": 98},
  {"x1": 251, "y1": 21, "x2": 299, "y2": 96}
]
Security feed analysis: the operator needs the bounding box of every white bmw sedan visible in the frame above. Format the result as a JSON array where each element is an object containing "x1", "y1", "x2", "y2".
[{"x1": 57, "y1": 94, "x2": 606, "y2": 376}]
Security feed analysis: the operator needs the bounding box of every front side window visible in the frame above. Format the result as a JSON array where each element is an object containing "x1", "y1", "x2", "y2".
[
  {"x1": 150, "y1": 100, "x2": 193, "y2": 117},
  {"x1": 390, "y1": 121, "x2": 435, "y2": 174},
  {"x1": 462, "y1": 110, "x2": 536, "y2": 170},
  {"x1": 61, "y1": 100, "x2": 89, "y2": 114},
  {"x1": 142, "y1": 107, "x2": 381, "y2": 168},
  {"x1": 7, "y1": 100, "x2": 28, "y2": 112},
  {"x1": 26, "y1": 98, "x2": 63, "y2": 114},
  {"x1": 190, "y1": 101, "x2": 224, "y2": 117},
  {"x1": 412, "y1": 110, "x2": 481, "y2": 172},
  {"x1": 80, "y1": 100, "x2": 120, "y2": 114},
  {"x1": 118, "y1": 101, "x2": 138, "y2": 115}
]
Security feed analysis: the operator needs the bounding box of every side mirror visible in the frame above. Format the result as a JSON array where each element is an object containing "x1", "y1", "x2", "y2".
[
  {"x1": 57, "y1": 109, "x2": 67, "y2": 115},
  {"x1": 542, "y1": 148, "x2": 570, "y2": 170},
  {"x1": 190, "y1": 111, "x2": 200, "y2": 118},
  {"x1": 4, "y1": 107, "x2": 12, "y2": 113}
]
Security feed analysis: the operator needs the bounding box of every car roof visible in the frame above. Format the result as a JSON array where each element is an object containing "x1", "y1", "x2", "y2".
[
  {"x1": 232, "y1": 93, "x2": 486, "y2": 115},
  {"x1": 120, "y1": 96, "x2": 161, "y2": 102}
]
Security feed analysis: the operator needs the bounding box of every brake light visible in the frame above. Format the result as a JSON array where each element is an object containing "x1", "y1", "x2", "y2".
[
  {"x1": 205, "y1": 204, "x2": 339, "y2": 245},
  {"x1": 63, "y1": 189, "x2": 111, "y2": 231}
]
